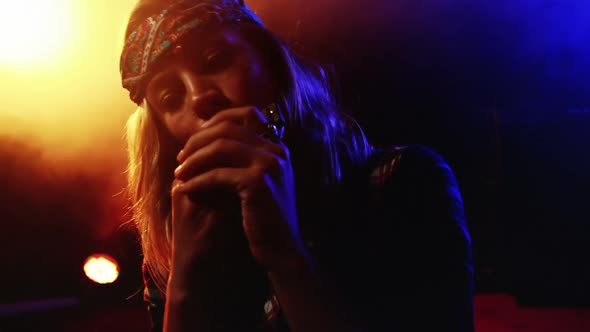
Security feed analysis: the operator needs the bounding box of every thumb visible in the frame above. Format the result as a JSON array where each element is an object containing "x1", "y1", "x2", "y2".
[{"x1": 171, "y1": 179, "x2": 185, "y2": 210}]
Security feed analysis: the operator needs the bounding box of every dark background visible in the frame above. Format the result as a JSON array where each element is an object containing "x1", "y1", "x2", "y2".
[{"x1": 1, "y1": 0, "x2": 589, "y2": 329}]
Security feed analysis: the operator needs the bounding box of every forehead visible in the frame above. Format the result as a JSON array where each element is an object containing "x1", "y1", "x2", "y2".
[{"x1": 150, "y1": 25, "x2": 242, "y2": 72}]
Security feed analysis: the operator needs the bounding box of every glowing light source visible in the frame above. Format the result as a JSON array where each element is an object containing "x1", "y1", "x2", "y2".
[
  {"x1": 0, "y1": 0, "x2": 72, "y2": 65},
  {"x1": 83, "y1": 254, "x2": 119, "y2": 284}
]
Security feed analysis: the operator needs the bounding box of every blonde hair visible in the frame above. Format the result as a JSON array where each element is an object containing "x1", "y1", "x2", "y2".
[{"x1": 125, "y1": 101, "x2": 172, "y2": 291}]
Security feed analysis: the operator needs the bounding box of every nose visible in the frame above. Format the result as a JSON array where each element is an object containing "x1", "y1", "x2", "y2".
[{"x1": 180, "y1": 69, "x2": 229, "y2": 121}]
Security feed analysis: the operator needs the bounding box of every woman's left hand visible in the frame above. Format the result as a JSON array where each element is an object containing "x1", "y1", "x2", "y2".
[{"x1": 174, "y1": 106, "x2": 307, "y2": 272}]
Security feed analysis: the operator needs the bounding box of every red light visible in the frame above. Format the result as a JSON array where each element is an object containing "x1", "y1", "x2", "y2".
[{"x1": 83, "y1": 254, "x2": 119, "y2": 284}]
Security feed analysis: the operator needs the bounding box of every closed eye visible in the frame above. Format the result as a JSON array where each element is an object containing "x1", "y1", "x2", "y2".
[{"x1": 159, "y1": 90, "x2": 184, "y2": 110}]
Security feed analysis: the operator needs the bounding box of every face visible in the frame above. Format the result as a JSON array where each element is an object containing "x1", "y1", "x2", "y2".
[{"x1": 145, "y1": 24, "x2": 280, "y2": 147}]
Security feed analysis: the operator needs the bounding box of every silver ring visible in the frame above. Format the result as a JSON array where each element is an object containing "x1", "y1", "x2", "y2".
[
  {"x1": 260, "y1": 123, "x2": 281, "y2": 143},
  {"x1": 261, "y1": 103, "x2": 285, "y2": 139}
]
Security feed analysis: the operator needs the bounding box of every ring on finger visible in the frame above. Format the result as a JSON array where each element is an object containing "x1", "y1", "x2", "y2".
[
  {"x1": 260, "y1": 103, "x2": 285, "y2": 140},
  {"x1": 259, "y1": 123, "x2": 281, "y2": 143}
]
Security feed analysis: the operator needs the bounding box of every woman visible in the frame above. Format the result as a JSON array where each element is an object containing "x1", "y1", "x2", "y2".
[{"x1": 120, "y1": 0, "x2": 474, "y2": 331}]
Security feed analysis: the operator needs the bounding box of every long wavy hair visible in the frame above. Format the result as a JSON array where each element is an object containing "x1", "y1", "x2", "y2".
[{"x1": 124, "y1": 0, "x2": 372, "y2": 293}]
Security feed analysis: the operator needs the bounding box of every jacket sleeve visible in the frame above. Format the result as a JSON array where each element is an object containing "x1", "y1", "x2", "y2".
[{"x1": 363, "y1": 145, "x2": 474, "y2": 331}]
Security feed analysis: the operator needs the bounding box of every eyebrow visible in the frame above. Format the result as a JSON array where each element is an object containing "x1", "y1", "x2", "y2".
[{"x1": 148, "y1": 69, "x2": 176, "y2": 91}]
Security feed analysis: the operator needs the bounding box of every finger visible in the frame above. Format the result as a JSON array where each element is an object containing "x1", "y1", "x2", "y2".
[
  {"x1": 171, "y1": 180, "x2": 184, "y2": 221},
  {"x1": 176, "y1": 160, "x2": 288, "y2": 206},
  {"x1": 202, "y1": 106, "x2": 268, "y2": 132},
  {"x1": 171, "y1": 180, "x2": 231, "y2": 247},
  {"x1": 177, "y1": 106, "x2": 265, "y2": 162},
  {"x1": 178, "y1": 121, "x2": 284, "y2": 163},
  {"x1": 171, "y1": 180, "x2": 207, "y2": 236},
  {"x1": 175, "y1": 138, "x2": 275, "y2": 182},
  {"x1": 176, "y1": 167, "x2": 260, "y2": 198}
]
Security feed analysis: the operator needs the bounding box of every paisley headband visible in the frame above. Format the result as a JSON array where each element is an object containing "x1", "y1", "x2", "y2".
[{"x1": 120, "y1": 0, "x2": 263, "y2": 104}]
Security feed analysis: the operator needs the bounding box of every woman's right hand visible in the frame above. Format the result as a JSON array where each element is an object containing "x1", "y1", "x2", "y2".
[
  {"x1": 170, "y1": 179, "x2": 226, "y2": 271},
  {"x1": 169, "y1": 178, "x2": 215, "y2": 278},
  {"x1": 166, "y1": 179, "x2": 233, "y2": 330},
  {"x1": 166, "y1": 179, "x2": 269, "y2": 329},
  {"x1": 167, "y1": 178, "x2": 256, "y2": 291}
]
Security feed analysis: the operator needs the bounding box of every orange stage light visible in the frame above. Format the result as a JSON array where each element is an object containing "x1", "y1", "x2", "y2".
[{"x1": 83, "y1": 254, "x2": 120, "y2": 284}]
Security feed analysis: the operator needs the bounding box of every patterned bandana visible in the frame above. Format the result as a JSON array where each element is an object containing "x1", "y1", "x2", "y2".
[{"x1": 120, "y1": 0, "x2": 264, "y2": 104}]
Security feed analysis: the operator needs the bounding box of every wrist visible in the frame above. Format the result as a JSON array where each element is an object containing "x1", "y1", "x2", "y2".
[
  {"x1": 166, "y1": 270, "x2": 197, "y2": 303},
  {"x1": 167, "y1": 255, "x2": 218, "y2": 296},
  {"x1": 266, "y1": 249, "x2": 315, "y2": 282},
  {"x1": 164, "y1": 273, "x2": 217, "y2": 332}
]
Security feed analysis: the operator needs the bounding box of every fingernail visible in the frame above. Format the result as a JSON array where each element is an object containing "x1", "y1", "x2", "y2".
[
  {"x1": 174, "y1": 164, "x2": 183, "y2": 176},
  {"x1": 201, "y1": 120, "x2": 211, "y2": 128},
  {"x1": 172, "y1": 181, "x2": 184, "y2": 193},
  {"x1": 177, "y1": 149, "x2": 185, "y2": 162}
]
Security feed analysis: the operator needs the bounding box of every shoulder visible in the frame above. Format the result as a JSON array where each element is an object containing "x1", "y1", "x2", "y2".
[
  {"x1": 370, "y1": 144, "x2": 452, "y2": 174},
  {"x1": 368, "y1": 144, "x2": 460, "y2": 196},
  {"x1": 347, "y1": 145, "x2": 474, "y2": 330},
  {"x1": 364, "y1": 144, "x2": 470, "y2": 255}
]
